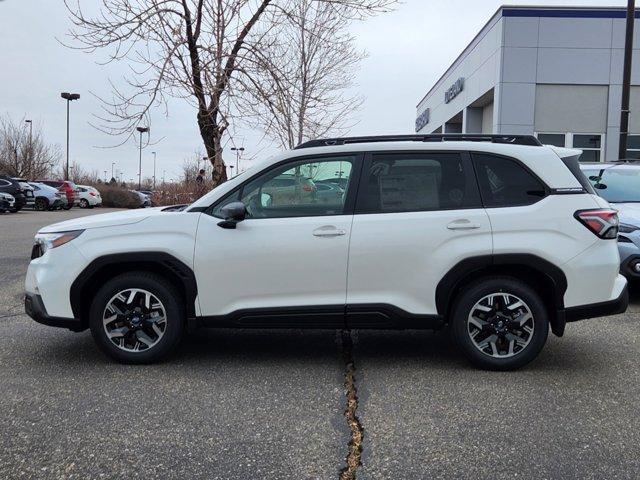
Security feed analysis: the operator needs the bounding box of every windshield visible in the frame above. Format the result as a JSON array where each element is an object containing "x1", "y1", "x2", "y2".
[{"x1": 583, "y1": 167, "x2": 640, "y2": 202}]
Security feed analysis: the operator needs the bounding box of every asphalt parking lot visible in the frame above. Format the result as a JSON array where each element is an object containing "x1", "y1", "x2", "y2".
[{"x1": 1, "y1": 208, "x2": 639, "y2": 479}]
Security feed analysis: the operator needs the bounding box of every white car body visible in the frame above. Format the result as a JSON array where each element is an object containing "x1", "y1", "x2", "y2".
[
  {"x1": 76, "y1": 185, "x2": 102, "y2": 208},
  {"x1": 24, "y1": 136, "x2": 628, "y2": 368},
  {"x1": 29, "y1": 182, "x2": 64, "y2": 210}
]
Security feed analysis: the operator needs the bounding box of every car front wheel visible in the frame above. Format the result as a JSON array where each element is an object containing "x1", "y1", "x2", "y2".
[
  {"x1": 89, "y1": 272, "x2": 185, "y2": 364},
  {"x1": 450, "y1": 277, "x2": 549, "y2": 371}
]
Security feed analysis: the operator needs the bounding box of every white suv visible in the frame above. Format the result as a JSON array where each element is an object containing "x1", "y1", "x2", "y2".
[{"x1": 24, "y1": 135, "x2": 628, "y2": 370}]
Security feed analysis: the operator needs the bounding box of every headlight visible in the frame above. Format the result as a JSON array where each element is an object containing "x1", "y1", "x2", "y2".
[
  {"x1": 34, "y1": 230, "x2": 84, "y2": 255},
  {"x1": 619, "y1": 223, "x2": 640, "y2": 234}
]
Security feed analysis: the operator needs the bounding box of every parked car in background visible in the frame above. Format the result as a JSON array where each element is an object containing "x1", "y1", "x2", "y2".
[
  {"x1": 29, "y1": 182, "x2": 64, "y2": 211},
  {"x1": 34, "y1": 180, "x2": 78, "y2": 210},
  {"x1": 0, "y1": 192, "x2": 15, "y2": 213},
  {"x1": 25, "y1": 134, "x2": 627, "y2": 369},
  {"x1": 581, "y1": 161, "x2": 640, "y2": 280},
  {"x1": 11, "y1": 178, "x2": 35, "y2": 209},
  {"x1": 131, "y1": 190, "x2": 151, "y2": 208},
  {"x1": 77, "y1": 185, "x2": 102, "y2": 209},
  {"x1": 314, "y1": 182, "x2": 345, "y2": 204},
  {"x1": 0, "y1": 175, "x2": 27, "y2": 212},
  {"x1": 137, "y1": 190, "x2": 156, "y2": 206}
]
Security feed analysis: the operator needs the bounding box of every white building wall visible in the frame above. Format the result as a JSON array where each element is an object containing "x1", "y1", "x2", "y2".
[{"x1": 417, "y1": 7, "x2": 640, "y2": 161}]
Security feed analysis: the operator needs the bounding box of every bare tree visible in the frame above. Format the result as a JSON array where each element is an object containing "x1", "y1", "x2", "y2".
[
  {"x1": 241, "y1": 0, "x2": 366, "y2": 148},
  {"x1": 0, "y1": 115, "x2": 61, "y2": 179},
  {"x1": 63, "y1": 0, "x2": 396, "y2": 186}
]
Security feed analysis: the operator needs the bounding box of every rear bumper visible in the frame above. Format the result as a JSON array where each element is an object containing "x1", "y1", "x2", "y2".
[
  {"x1": 564, "y1": 283, "x2": 629, "y2": 323},
  {"x1": 24, "y1": 293, "x2": 84, "y2": 332}
]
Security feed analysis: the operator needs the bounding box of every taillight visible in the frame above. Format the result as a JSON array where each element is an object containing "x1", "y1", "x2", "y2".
[
  {"x1": 89, "y1": 192, "x2": 96, "y2": 196},
  {"x1": 575, "y1": 209, "x2": 619, "y2": 239}
]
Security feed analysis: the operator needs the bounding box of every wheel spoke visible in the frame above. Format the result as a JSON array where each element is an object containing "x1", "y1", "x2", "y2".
[
  {"x1": 103, "y1": 288, "x2": 167, "y2": 353},
  {"x1": 468, "y1": 292, "x2": 534, "y2": 359}
]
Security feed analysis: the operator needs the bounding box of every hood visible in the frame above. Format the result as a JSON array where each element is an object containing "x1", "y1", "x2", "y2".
[
  {"x1": 39, "y1": 207, "x2": 170, "y2": 233},
  {"x1": 610, "y1": 202, "x2": 640, "y2": 226}
]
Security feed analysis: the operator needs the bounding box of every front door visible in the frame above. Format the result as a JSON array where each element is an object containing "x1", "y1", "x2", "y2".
[
  {"x1": 346, "y1": 151, "x2": 493, "y2": 326},
  {"x1": 194, "y1": 154, "x2": 360, "y2": 325}
]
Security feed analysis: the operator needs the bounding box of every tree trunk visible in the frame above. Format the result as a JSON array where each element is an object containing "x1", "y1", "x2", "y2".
[{"x1": 197, "y1": 113, "x2": 227, "y2": 186}]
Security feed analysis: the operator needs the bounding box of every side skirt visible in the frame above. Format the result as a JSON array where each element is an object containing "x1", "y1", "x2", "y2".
[{"x1": 192, "y1": 304, "x2": 444, "y2": 331}]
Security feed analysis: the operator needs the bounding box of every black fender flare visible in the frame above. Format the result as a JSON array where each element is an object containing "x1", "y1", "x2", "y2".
[
  {"x1": 70, "y1": 252, "x2": 198, "y2": 321},
  {"x1": 435, "y1": 254, "x2": 568, "y2": 336}
]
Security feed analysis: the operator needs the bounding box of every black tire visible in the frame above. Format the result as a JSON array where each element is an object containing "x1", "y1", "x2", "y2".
[
  {"x1": 80, "y1": 199, "x2": 89, "y2": 209},
  {"x1": 35, "y1": 198, "x2": 48, "y2": 211},
  {"x1": 63, "y1": 204, "x2": 72, "y2": 210},
  {"x1": 450, "y1": 276, "x2": 549, "y2": 371},
  {"x1": 89, "y1": 272, "x2": 185, "y2": 364}
]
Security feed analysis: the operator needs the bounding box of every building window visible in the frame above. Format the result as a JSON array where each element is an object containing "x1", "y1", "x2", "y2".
[
  {"x1": 627, "y1": 135, "x2": 640, "y2": 159},
  {"x1": 572, "y1": 134, "x2": 602, "y2": 162},
  {"x1": 537, "y1": 133, "x2": 566, "y2": 147}
]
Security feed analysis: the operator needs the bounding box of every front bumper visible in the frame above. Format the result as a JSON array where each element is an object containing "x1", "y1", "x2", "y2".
[{"x1": 24, "y1": 293, "x2": 84, "y2": 332}]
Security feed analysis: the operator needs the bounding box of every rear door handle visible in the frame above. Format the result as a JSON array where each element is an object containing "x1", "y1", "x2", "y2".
[
  {"x1": 447, "y1": 219, "x2": 481, "y2": 231},
  {"x1": 313, "y1": 226, "x2": 346, "y2": 237}
]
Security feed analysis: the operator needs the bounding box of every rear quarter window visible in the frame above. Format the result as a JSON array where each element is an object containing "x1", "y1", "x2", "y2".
[{"x1": 472, "y1": 153, "x2": 547, "y2": 208}]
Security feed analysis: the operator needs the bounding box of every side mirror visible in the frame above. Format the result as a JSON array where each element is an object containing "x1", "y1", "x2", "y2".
[{"x1": 217, "y1": 202, "x2": 247, "y2": 229}]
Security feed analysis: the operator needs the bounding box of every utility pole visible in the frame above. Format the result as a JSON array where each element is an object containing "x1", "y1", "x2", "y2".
[
  {"x1": 231, "y1": 147, "x2": 245, "y2": 174},
  {"x1": 111, "y1": 162, "x2": 115, "y2": 181},
  {"x1": 25, "y1": 119, "x2": 32, "y2": 168},
  {"x1": 136, "y1": 126, "x2": 149, "y2": 190},
  {"x1": 60, "y1": 93, "x2": 80, "y2": 180},
  {"x1": 152, "y1": 151, "x2": 157, "y2": 190},
  {"x1": 620, "y1": 0, "x2": 636, "y2": 159}
]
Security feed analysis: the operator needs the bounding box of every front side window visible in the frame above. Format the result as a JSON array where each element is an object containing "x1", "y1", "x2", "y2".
[
  {"x1": 215, "y1": 156, "x2": 355, "y2": 219},
  {"x1": 473, "y1": 153, "x2": 546, "y2": 208},
  {"x1": 582, "y1": 167, "x2": 640, "y2": 203},
  {"x1": 356, "y1": 152, "x2": 480, "y2": 214}
]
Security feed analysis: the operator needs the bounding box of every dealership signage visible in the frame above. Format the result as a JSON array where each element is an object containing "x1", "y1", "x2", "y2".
[
  {"x1": 445, "y1": 77, "x2": 465, "y2": 104},
  {"x1": 415, "y1": 108, "x2": 430, "y2": 132}
]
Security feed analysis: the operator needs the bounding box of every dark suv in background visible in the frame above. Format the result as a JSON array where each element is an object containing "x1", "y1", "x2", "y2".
[{"x1": 0, "y1": 175, "x2": 27, "y2": 212}]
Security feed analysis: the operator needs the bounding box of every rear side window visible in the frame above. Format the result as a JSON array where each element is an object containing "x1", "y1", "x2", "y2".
[
  {"x1": 356, "y1": 152, "x2": 481, "y2": 214},
  {"x1": 560, "y1": 154, "x2": 596, "y2": 194},
  {"x1": 472, "y1": 153, "x2": 546, "y2": 208}
]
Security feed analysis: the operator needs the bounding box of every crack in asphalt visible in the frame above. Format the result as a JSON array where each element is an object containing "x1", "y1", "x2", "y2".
[{"x1": 339, "y1": 330, "x2": 363, "y2": 480}]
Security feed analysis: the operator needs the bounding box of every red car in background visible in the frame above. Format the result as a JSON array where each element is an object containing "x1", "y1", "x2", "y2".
[{"x1": 34, "y1": 180, "x2": 78, "y2": 210}]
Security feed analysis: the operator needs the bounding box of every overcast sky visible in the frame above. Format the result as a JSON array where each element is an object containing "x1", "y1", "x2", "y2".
[{"x1": 0, "y1": 0, "x2": 628, "y2": 181}]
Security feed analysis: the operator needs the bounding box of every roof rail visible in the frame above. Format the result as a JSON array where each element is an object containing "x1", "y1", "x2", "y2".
[{"x1": 295, "y1": 134, "x2": 543, "y2": 149}]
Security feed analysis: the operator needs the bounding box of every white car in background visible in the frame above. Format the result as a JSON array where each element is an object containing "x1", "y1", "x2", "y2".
[
  {"x1": 29, "y1": 182, "x2": 65, "y2": 211},
  {"x1": 76, "y1": 185, "x2": 102, "y2": 209}
]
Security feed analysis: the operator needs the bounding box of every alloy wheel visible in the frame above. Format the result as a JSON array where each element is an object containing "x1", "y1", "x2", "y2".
[
  {"x1": 467, "y1": 292, "x2": 534, "y2": 358},
  {"x1": 102, "y1": 288, "x2": 167, "y2": 353}
]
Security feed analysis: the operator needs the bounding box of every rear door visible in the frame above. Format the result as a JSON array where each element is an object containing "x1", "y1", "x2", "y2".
[{"x1": 346, "y1": 151, "x2": 493, "y2": 325}]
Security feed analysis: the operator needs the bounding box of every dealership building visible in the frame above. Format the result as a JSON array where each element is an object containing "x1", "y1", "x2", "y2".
[{"x1": 415, "y1": 5, "x2": 640, "y2": 161}]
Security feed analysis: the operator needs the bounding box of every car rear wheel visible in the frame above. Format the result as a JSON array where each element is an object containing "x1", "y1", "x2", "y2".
[
  {"x1": 63, "y1": 204, "x2": 72, "y2": 210},
  {"x1": 89, "y1": 272, "x2": 185, "y2": 364},
  {"x1": 35, "y1": 198, "x2": 48, "y2": 211},
  {"x1": 450, "y1": 277, "x2": 549, "y2": 371},
  {"x1": 79, "y1": 198, "x2": 89, "y2": 208}
]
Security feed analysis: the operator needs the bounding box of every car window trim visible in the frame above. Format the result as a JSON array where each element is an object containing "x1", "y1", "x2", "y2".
[
  {"x1": 206, "y1": 152, "x2": 365, "y2": 219},
  {"x1": 469, "y1": 151, "x2": 551, "y2": 209},
  {"x1": 353, "y1": 150, "x2": 483, "y2": 215}
]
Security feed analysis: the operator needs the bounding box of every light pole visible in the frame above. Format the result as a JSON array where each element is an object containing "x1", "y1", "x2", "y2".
[
  {"x1": 620, "y1": 0, "x2": 636, "y2": 159},
  {"x1": 111, "y1": 162, "x2": 115, "y2": 181},
  {"x1": 229, "y1": 165, "x2": 234, "y2": 177},
  {"x1": 136, "y1": 126, "x2": 149, "y2": 190},
  {"x1": 104, "y1": 170, "x2": 107, "y2": 182},
  {"x1": 152, "y1": 151, "x2": 157, "y2": 190},
  {"x1": 61, "y1": 92, "x2": 80, "y2": 180},
  {"x1": 25, "y1": 119, "x2": 32, "y2": 164},
  {"x1": 230, "y1": 147, "x2": 244, "y2": 174},
  {"x1": 162, "y1": 170, "x2": 166, "y2": 184}
]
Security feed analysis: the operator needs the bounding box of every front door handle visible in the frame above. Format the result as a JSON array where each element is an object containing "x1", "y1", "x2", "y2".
[
  {"x1": 447, "y1": 219, "x2": 481, "y2": 231},
  {"x1": 313, "y1": 226, "x2": 346, "y2": 237}
]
